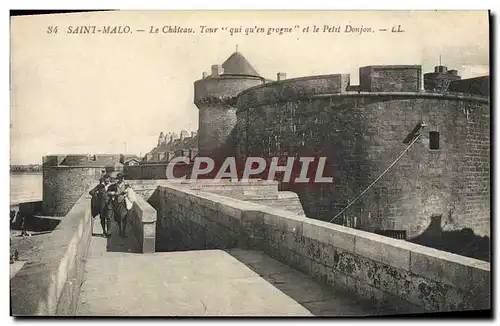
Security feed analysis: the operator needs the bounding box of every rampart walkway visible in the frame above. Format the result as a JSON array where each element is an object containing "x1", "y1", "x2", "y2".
[
  {"x1": 76, "y1": 218, "x2": 379, "y2": 316},
  {"x1": 10, "y1": 181, "x2": 490, "y2": 316}
]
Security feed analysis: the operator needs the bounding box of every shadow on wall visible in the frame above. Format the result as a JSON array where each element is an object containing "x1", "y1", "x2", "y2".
[
  {"x1": 146, "y1": 187, "x2": 187, "y2": 253},
  {"x1": 155, "y1": 230, "x2": 190, "y2": 252},
  {"x1": 409, "y1": 215, "x2": 490, "y2": 262},
  {"x1": 146, "y1": 187, "x2": 161, "y2": 210}
]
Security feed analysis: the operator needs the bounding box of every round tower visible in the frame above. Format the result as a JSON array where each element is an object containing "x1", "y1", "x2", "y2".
[
  {"x1": 423, "y1": 65, "x2": 462, "y2": 92},
  {"x1": 42, "y1": 154, "x2": 121, "y2": 216},
  {"x1": 194, "y1": 51, "x2": 265, "y2": 160}
]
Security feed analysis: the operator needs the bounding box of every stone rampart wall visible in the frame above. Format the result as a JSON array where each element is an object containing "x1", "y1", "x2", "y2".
[
  {"x1": 156, "y1": 184, "x2": 490, "y2": 313},
  {"x1": 11, "y1": 192, "x2": 94, "y2": 315}
]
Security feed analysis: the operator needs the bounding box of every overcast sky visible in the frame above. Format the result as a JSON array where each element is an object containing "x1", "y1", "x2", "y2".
[{"x1": 10, "y1": 10, "x2": 489, "y2": 164}]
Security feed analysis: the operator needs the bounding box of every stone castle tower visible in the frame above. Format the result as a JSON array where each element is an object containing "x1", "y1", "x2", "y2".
[
  {"x1": 193, "y1": 51, "x2": 265, "y2": 160},
  {"x1": 423, "y1": 65, "x2": 461, "y2": 92},
  {"x1": 42, "y1": 154, "x2": 123, "y2": 216}
]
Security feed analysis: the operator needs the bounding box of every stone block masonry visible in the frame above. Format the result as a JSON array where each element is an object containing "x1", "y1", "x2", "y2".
[
  {"x1": 42, "y1": 154, "x2": 123, "y2": 217},
  {"x1": 359, "y1": 66, "x2": 422, "y2": 92},
  {"x1": 129, "y1": 180, "x2": 306, "y2": 220},
  {"x1": 43, "y1": 166, "x2": 102, "y2": 216},
  {"x1": 236, "y1": 78, "x2": 490, "y2": 240},
  {"x1": 194, "y1": 75, "x2": 264, "y2": 158},
  {"x1": 10, "y1": 190, "x2": 94, "y2": 315},
  {"x1": 128, "y1": 191, "x2": 157, "y2": 253},
  {"x1": 156, "y1": 183, "x2": 490, "y2": 313}
]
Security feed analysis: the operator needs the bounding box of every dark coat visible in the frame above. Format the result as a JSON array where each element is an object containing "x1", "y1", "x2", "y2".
[
  {"x1": 89, "y1": 183, "x2": 114, "y2": 219},
  {"x1": 90, "y1": 196, "x2": 100, "y2": 218},
  {"x1": 108, "y1": 182, "x2": 128, "y2": 221}
]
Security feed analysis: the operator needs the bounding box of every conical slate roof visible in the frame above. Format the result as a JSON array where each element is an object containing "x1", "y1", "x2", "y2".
[{"x1": 221, "y1": 52, "x2": 261, "y2": 77}]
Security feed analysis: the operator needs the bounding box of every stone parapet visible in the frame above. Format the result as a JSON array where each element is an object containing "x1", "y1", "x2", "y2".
[
  {"x1": 156, "y1": 183, "x2": 490, "y2": 313},
  {"x1": 10, "y1": 190, "x2": 94, "y2": 316},
  {"x1": 128, "y1": 191, "x2": 157, "y2": 253}
]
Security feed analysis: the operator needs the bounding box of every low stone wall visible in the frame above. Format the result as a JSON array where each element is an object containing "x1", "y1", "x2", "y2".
[
  {"x1": 164, "y1": 180, "x2": 305, "y2": 215},
  {"x1": 246, "y1": 192, "x2": 305, "y2": 215},
  {"x1": 124, "y1": 163, "x2": 191, "y2": 180},
  {"x1": 157, "y1": 184, "x2": 490, "y2": 313},
  {"x1": 10, "y1": 192, "x2": 93, "y2": 316},
  {"x1": 128, "y1": 192, "x2": 157, "y2": 253},
  {"x1": 236, "y1": 74, "x2": 351, "y2": 111},
  {"x1": 129, "y1": 179, "x2": 305, "y2": 216},
  {"x1": 183, "y1": 179, "x2": 279, "y2": 196},
  {"x1": 128, "y1": 180, "x2": 172, "y2": 201}
]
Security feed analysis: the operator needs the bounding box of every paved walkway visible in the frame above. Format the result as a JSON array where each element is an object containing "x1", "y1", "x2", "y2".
[{"x1": 76, "y1": 218, "x2": 378, "y2": 316}]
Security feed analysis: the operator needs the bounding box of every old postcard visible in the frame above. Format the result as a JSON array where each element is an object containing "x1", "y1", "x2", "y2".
[{"x1": 10, "y1": 10, "x2": 490, "y2": 317}]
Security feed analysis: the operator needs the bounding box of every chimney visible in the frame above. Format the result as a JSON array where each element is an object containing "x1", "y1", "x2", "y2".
[
  {"x1": 202, "y1": 71, "x2": 209, "y2": 78},
  {"x1": 180, "y1": 130, "x2": 189, "y2": 140},
  {"x1": 277, "y1": 72, "x2": 287, "y2": 81},
  {"x1": 164, "y1": 132, "x2": 172, "y2": 143},
  {"x1": 211, "y1": 65, "x2": 224, "y2": 77},
  {"x1": 158, "y1": 132, "x2": 165, "y2": 146}
]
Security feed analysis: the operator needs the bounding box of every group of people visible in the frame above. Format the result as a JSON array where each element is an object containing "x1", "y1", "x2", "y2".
[{"x1": 89, "y1": 173, "x2": 136, "y2": 238}]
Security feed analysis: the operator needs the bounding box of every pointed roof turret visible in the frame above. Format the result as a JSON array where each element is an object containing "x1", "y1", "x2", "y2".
[{"x1": 221, "y1": 52, "x2": 261, "y2": 78}]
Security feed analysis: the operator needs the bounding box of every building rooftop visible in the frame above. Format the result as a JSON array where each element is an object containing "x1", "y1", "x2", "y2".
[
  {"x1": 144, "y1": 135, "x2": 198, "y2": 163},
  {"x1": 221, "y1": 52, "x2": 261, "y2": 78}
]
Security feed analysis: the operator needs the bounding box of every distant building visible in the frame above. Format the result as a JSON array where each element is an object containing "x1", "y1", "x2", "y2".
[
  {"x1": 142, "y1": 130, "x2": 199, "y2": 164},
  {"x1": 124, "y1": 158, "x2": 141, "y2": 166}
]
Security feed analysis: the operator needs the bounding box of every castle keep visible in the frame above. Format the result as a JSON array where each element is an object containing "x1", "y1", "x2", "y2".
[
  {"x1": 182, "y1": 51, "x2": 489, "y2": 239},
  {"x1": 236, "y1": 68, "x2": 489, "y2": 238},
  {"x1": 46, "y1": 51, "x2": 490, "y2": 240}
]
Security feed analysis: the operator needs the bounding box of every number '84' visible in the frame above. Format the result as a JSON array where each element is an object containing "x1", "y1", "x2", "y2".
[{"x1": 47, "y1": 26, "x2": 58, "y2": 34}]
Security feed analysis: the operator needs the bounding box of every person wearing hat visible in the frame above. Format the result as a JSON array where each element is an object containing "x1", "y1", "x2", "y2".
[
  {"x1": 90, "y1": 176, "x2": 104, "y2": 219},
  {"x1": 89, "y1": 174, "x2": 114, "y2": 237},
  {"x1": 108, "y1": 173, "x2": 129, "y2": 238}
]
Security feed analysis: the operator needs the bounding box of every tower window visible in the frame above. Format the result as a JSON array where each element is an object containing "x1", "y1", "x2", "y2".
[{"x1": 429, "y1": 132, "x2": 440, "y2": 150}]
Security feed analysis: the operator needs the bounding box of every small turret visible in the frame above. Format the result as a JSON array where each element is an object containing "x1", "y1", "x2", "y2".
[
  {"x1": 194, "y1": 51, "x2": 265, "y2": 159},
  {"x1": 424, "y1": 65, "x2": 462, "y2": 92}
]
